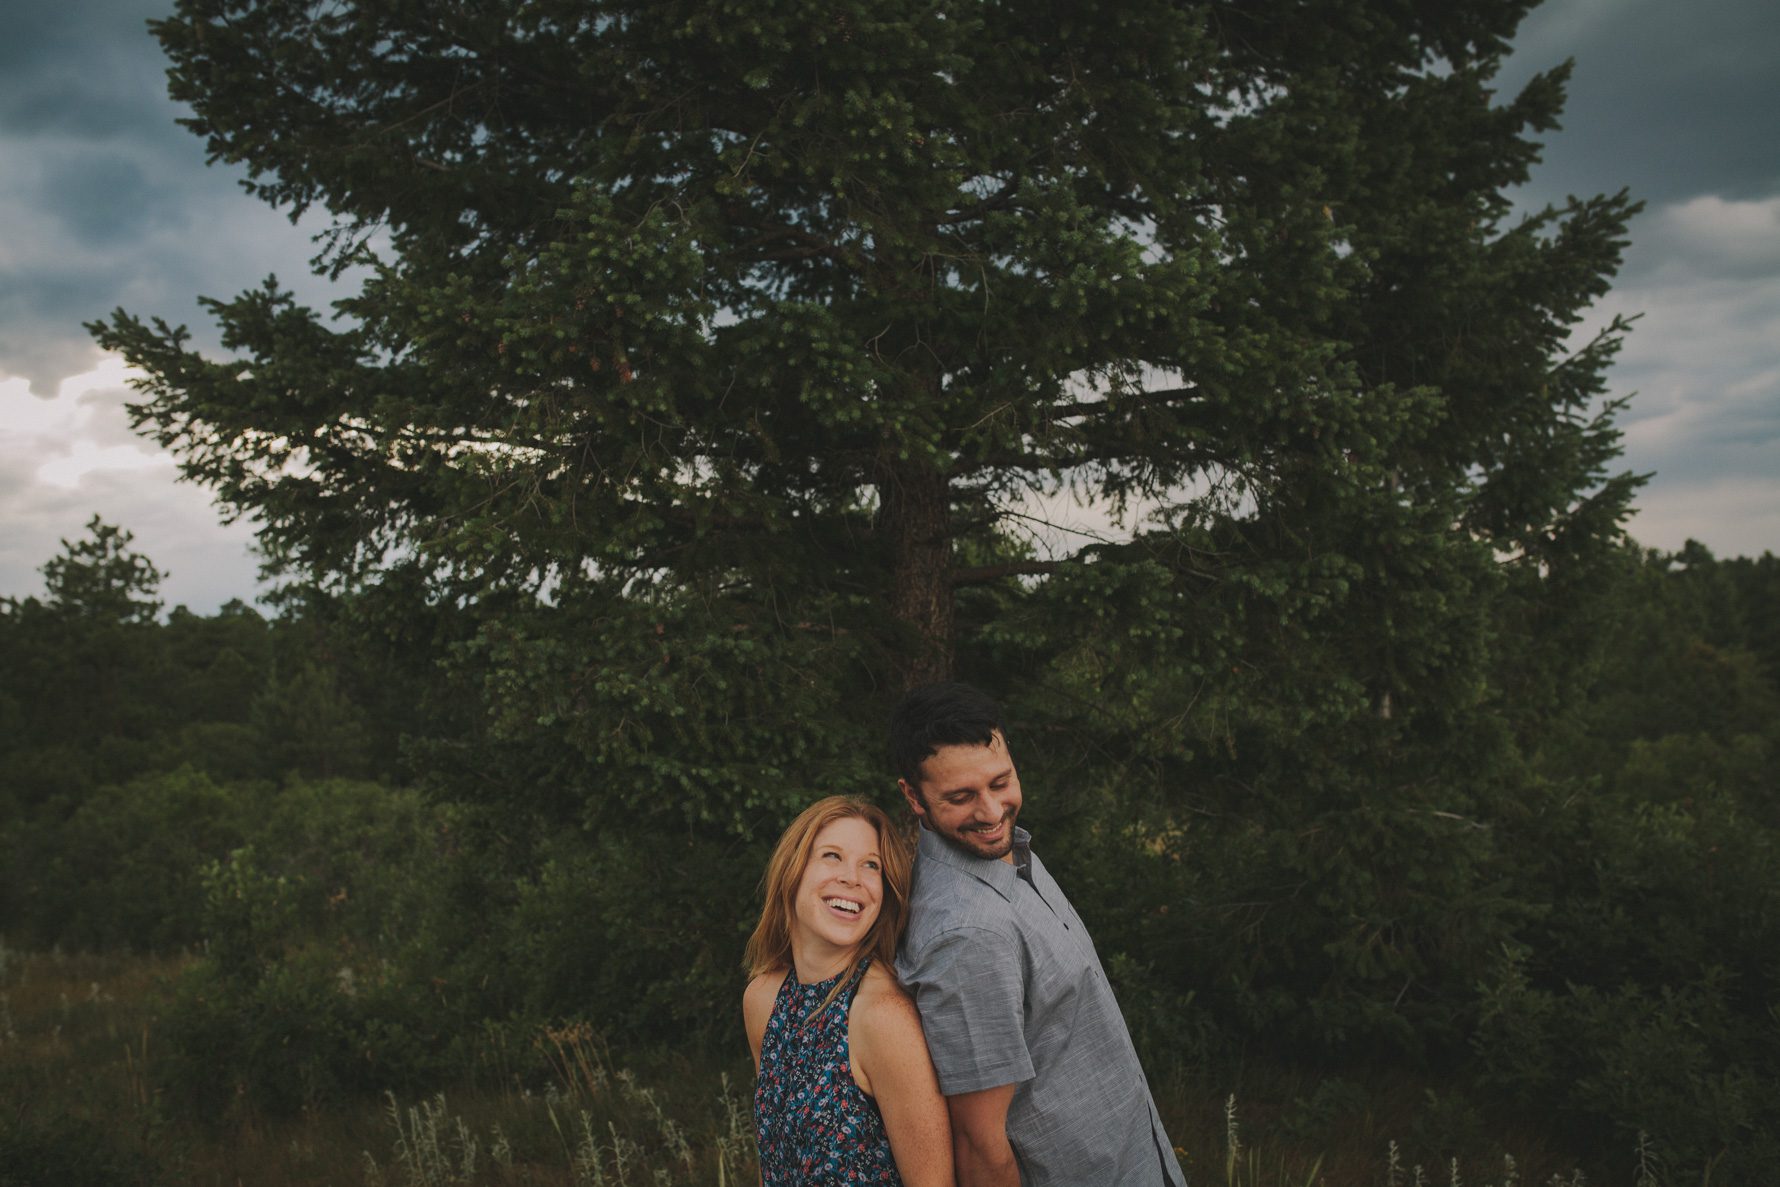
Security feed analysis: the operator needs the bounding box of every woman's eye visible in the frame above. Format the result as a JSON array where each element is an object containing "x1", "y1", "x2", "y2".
[{"x1": 864, "y1": 860, "x2": 880, "y2": 871}]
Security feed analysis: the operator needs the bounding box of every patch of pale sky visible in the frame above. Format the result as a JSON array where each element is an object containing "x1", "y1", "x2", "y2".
[
  {"x1": 1507, "y1": 0, "x2": 1629, "y2": 61},
  {"x1": 1634, "y1": 195, "x2": 1780, "y2": 282},
  {"x1": 1, "y1": 358, "x2": 262, "y2": 609},
  {"x1": 1622, "y1": 476, "x2": 1780, "y2": 559}
]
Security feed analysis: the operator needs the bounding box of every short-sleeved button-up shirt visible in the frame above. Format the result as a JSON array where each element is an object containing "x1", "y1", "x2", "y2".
[{"x1": 895, "y1": 824, "x2": 1187, "y2": 1187}]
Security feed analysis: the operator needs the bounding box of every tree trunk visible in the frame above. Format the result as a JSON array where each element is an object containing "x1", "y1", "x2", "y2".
[{"x1": 876, "y1": 455, "x2": 954, "y2": 688}]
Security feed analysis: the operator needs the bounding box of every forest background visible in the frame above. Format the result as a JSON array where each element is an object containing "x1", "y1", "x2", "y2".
[{"x1": 4, "y1": 0, "x2": 1780, "y2": 1183}]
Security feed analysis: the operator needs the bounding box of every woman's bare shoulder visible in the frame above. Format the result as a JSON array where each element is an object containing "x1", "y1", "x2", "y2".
[
  {"x1": 744, "y1": 968, "x2": 790, "y2": 1017},
  {"x1": 852, "y1": 962, "x2": 922, "y2": 1035}
]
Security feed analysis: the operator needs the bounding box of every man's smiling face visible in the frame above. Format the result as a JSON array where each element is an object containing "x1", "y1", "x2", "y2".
[{"x1": 899, "y1": 730, "x2": 1023, "y2": 863}]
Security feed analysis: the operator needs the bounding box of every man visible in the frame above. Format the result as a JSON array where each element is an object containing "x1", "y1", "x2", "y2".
[{"x1": 890, "y1": 682, "x2": 1187, "y2": 1187}]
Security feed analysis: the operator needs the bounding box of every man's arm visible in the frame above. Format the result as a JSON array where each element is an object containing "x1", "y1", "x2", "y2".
[{"x1": 947, "y1": 1083, "x2": 1020, "y2": 1187}]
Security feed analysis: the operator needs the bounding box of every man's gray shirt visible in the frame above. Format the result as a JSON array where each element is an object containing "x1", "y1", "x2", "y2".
[{"x1": 896, "y1": 824, "x2": 1187, "y2": 1187}]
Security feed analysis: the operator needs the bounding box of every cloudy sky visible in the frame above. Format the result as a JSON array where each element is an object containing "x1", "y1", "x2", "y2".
[{"x1": 4, "y1": 0, "x2": 1778, "y2": 613}]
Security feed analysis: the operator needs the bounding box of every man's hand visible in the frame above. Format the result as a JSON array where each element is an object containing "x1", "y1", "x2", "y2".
[{"x1": 947, "y1": 1083, "x2": 1020, "y2": 1187}]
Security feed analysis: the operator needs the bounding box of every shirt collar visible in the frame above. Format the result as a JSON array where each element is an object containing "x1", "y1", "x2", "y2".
[{"x1": 916, "y1": 822, "x2": 1033, "y2": 902}]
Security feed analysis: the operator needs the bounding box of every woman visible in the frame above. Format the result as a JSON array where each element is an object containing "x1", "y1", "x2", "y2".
[{"x1": 743, "y1": 796, "x2": 953, "y2": 1186}]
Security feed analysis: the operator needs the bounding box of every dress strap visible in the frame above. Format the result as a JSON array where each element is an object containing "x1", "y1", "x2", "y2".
[
  {"x1": 797, "y1": 955, "x2": 873, "y2": 1027},
  {"x1": 840, "y1": 956, "x2": 872, "y2": 1001}
]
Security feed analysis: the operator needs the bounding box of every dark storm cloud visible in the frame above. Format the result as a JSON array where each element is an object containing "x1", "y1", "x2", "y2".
[
  {"x1": 33, "y1": 151, "x2": 174, "y2": 244},
  {"x1": 0, "y1": 0, "x2": 183, "y2": 145},
  {"x1": 0, "y1": 0, "x2": 334, "y2": 395},
  {"x1": 0, "y1": 2, "x2": 350, "y2": 609},
  {"x1": 1500, "y1": 0, "x2": 1780, "y2": 206}
]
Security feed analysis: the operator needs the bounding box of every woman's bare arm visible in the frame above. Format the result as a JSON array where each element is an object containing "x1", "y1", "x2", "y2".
[
  {"x1": 742, "y1": 971, "x2": 787, "y2": 1187},
  {"x1": 852, "y1": 980, "x2": 956, "y2": 1187}
]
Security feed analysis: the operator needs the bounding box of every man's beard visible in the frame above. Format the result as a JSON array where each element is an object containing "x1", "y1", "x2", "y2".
[{"x1": 934, "y1": 807, "x2": 1018, "y2": 861}]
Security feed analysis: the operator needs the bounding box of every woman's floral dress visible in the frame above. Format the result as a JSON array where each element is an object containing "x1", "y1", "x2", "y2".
[{"x1": 754, "y1": 959, "x2": 904, "y2": 1185}]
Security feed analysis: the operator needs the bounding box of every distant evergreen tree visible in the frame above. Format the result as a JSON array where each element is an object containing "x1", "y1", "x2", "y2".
[{"x1": 40, "y1": 517, "x2": 165, "y2": 626}]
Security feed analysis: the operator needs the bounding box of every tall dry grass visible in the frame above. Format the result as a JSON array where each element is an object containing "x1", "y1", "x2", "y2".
[{"x1": 0, "y1": 944, "x2": 1686, "y2": 1186}]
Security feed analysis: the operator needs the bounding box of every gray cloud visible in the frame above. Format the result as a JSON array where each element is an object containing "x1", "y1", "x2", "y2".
[
  {"x1": 33, "y1": 151, "x2": 175, "y2": 245},
  {"x1": 0, "y1": 0, "x2": 185, "y2": 145},
  {"x1": 1486, "y1": 0, "x2": 1780, "y2": 558},
  {"x1": 0, "y1": 364, "x2": 264, "y2": 612},
  {"x1": 1569, "y1": 192, "x2": 1780, "y2": 556},
  {"x1": 0, "y1": 0, "x2": 346, "y2": 395},
  {"x1": 0, "y1": 471, "x2": 265, "y2": 614},
  {"x1": 1622, "y1": 195, "x2": 1780, "y2": 284},
  {"x1": 1501, "y1": 0, "x2": 1780, "y2": 206}
]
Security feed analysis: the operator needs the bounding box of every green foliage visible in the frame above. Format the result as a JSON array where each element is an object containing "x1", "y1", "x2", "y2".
[
  {"x1": 13, "y1": 769, "x2": 252, "y2": 949},
  {"x1": 39, "y1": 516, "x2": 163, "y2": 626},
  {"x1": 502, "y1": 830, "x2": 765, "y2": 1045},
  {"x1": 1468, "y1": 543, "x2": 1780, "y2": 1179},
  {"x1": 153, "y1": 784, "x2": 458, "y2": 1114},
  {"x1": 250, "y1": 658, "x2": 373, "y2": 779}
]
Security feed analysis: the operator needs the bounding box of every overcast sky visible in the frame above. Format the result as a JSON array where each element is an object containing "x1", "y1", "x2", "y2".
[{"x1": 4, "y1": 0, "x2": 1778, "y2": 613}]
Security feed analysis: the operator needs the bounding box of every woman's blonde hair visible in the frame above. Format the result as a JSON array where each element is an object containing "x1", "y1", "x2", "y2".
[{"x1": 743, "y1": 795, "x2": 912, "y2": 1010}]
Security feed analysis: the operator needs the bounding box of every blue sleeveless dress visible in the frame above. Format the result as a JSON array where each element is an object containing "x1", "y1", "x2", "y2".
[{"x1": 754, "y1": 959, "x2": 904, "y2": 1185}]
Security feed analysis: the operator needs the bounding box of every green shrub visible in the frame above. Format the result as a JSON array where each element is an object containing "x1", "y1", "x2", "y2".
[
  {"x1": 1479, "y1": 779, "x2": 1780, "y2": 1180},
  {"x1": 11, "y1": 768, "x2": 252, "y2": 949},
  {"x1": 502, "y1": 827, "x2": 763, "y2": 1048},
  {"x1": 140, "y1": 781, "x2": 463, "y2": 1114}
]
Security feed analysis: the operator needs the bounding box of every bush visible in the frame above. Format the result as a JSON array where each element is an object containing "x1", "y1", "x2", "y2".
[
  {"x1": 5, "y1": 770, "x2": 433, "y2": 952},
  {"x1": 502, "y1": 826, "x2": 764, "y2": 1048},
  {"x1": 10, "y1": 768, "x2": 252, "y2": 948},
  {"x1": 156, "y1": 843, "x2": 452, "y2": 1115},
  {"x1": 1477, "y1": 779, "x2": 1780, "y2": 1180}
]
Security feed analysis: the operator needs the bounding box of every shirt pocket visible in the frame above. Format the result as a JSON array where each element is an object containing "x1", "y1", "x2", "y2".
[{"x1": 1023, "y1": 913, "x2": 1096, "y2": 1027}]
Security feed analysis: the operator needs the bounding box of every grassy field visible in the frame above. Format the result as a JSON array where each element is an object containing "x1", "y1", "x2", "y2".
[{"x1": 0, "y1": 946, "x2": 1654, "y2": 1186}]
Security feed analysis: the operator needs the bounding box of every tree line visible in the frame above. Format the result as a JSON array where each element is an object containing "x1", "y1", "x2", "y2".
[{"x1": 3, "y1": 519, "x2": 1776, "y2": 1174}]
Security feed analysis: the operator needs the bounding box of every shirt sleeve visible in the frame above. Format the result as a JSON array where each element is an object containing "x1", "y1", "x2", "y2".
[{"x1": 902, "y1": 925, "x2": 1034, "y2": 1096}]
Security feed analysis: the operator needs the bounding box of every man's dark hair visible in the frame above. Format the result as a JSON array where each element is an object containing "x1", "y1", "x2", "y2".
[{"x1": 888, "y1": 682, "x2": 1006, "y2": 787}]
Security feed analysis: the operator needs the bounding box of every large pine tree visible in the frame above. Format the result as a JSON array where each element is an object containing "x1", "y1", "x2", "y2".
[
  {"x1": 99, "y1": 0, "x2": 1635, "y2": 679},
  {"x1": 96, "y1": 0, "x2": 1643, "y2": 1052}
]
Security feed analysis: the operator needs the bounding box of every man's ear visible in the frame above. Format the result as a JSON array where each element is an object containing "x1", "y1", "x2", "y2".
[{"x1": 897, "y1": 778, "x2": 927, "y2": 821}]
